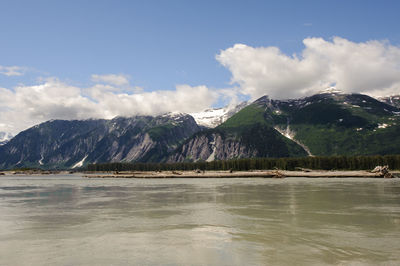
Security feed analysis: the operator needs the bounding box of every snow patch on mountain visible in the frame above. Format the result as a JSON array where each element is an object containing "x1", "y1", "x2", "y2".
[
  {"x1": 378, "y1": 95, "x2": 400, "y2": 108},
  {"x1": 162, "y1": 111, "x2": 187, "y2": 119},
  {"x1": 274, "y1": 120, "x2": 313, "y2": 157},
  {"x1": 0, "y1": 132, "x2": 13, "y2": 145},
  {"x1": 378, "y1": 123, "x2": 389, "y2": 129},
  {"x1": 318, "y1": 87, "x2": 343, "y2": 94},
  {"x1": 190, "y1": 102, "x2": 248, "y2": 128},
  {"x1": 206, "y1": 137, "x2": 216, "y2": 162},
  {"x1": 39, "y1": 154, "x2": 44, "y2": 165},
  {"x1": 73, "y1": 155, "x2": 88, "y2": 168}
]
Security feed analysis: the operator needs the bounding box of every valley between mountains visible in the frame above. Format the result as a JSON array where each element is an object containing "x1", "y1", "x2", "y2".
[{"x1": 1, "y1": 90, "x2": 400, "y2": 169}]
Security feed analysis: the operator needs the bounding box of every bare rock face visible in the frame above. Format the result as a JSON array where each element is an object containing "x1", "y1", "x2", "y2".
[
  {"x1": 174, "y1": 134, "x2": 213, "y2": 161},
  {"x1": 168, "y1": 133, "x2": 257, "y2": 162},
  {"x1": 212, "y1": 134, "x2": 258, "y2": 160},
  {"x1": 0, "y1": 114, "x2": 201, "y2": 169},
  {"x1": 123, "y1": 133, "x2": 156, "y2": 162}
]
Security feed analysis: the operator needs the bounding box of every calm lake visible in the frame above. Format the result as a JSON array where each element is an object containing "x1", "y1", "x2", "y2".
[{"x1": 0, "y1": 175, "x2": 399, "y2": 265}]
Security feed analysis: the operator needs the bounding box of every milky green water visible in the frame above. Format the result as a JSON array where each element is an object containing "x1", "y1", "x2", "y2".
[{"x1": 0, "y1": 175, "x2": 399, "y2": 265}]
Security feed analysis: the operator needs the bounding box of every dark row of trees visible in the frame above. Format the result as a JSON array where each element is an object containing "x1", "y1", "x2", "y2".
[{"x1": 86, "y1": 154, "x2": 400, "y2": 172}]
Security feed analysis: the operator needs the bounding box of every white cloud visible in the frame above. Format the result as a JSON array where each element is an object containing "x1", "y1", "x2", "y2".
[
  {"x1": 2, "y1": 36, "x2": 400, "y2": 135},
  {"x1": 86, "y1": 84, "x2": 218, "y2": 118},
  {"x1": 0, "y1": 78, "x2": 219, "y2": 134},
  {"x1": 91, "y1": 74, "x2": 130, "y2": 86},
  {"x1": 0, "y1": 65, "x2": 25, "y2": 76},
  {"x1": 216, "y1": 37, "x2": 400, "y2": 99}
]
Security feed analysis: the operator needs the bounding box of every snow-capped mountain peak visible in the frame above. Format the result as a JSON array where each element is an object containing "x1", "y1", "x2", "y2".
[{"x1": 318, "y1": 87, "x2": 343, "y2": 94}]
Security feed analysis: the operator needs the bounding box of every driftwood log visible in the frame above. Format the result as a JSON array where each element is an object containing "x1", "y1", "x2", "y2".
[{"x1": 371, "y1": 165, "x2": 394, "y2": 178}]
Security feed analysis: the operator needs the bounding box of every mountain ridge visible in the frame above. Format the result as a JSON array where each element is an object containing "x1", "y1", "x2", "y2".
[
  {"x1": 0, "y1": 113, "x2": 200, "y2": 169},
  {"x1": 1, "y1": 91, "x2": 400, "y2": 169},
  {"x1": 169, "y1": 91, "x2": 400, "y2": 161}
]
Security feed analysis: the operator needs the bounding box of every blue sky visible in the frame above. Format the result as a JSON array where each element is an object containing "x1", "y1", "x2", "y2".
[
  {"x1": 1, "y1": 0, "x2": 400, "y2": 134},
  {"x1": 2, "y1": 0, "x2": 400, "y2": 90}
]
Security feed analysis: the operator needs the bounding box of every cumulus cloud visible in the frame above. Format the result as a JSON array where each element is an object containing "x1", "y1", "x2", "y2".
[
  {"x1": 0, "y1": 65, "x2": 25, "y2": 76},
  {"x1": 3, "y1": 36, "x2": 400, "y2": 135},
  {"x1": 85, "y1": 83, "x2": 218, "y2": 119},
  {"x1": 0, "y1": 78, "x2": 218, "y2": 134},
  {"x1": 91, "y1": 74, "x2": 130, "y2": 86},
  {"x1": 217, "y1": 37, "x2": 400, "y2": 99}
]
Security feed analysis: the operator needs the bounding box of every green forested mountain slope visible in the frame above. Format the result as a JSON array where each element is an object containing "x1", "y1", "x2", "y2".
[
  {"x1": 170, "y1": 91, "x2": 400, "y2": 162},
  {"x1": 255, "y1": 92, "x2": 400, "y2": 156}
]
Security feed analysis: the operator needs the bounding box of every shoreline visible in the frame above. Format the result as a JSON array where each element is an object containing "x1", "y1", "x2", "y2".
[
  {"x1": 1, "y1": 169, "x2": 398, "y2": 178},
  {"x1": 83, "y1": 170, "x2": 400, "y2": 179}
]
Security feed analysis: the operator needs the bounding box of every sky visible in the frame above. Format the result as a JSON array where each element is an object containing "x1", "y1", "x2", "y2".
[{"x1": 1, "y1": 0, "x2": 400, "y2": 134}]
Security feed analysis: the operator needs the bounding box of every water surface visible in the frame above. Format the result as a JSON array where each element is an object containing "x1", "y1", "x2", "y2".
[{"x1": 1, "y1": 175, "x2": 399, "y2": 265}]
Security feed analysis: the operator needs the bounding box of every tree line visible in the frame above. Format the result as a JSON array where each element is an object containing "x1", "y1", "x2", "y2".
[{"x1": 86, "y1": 154, "x2": 400, "y2": 172}]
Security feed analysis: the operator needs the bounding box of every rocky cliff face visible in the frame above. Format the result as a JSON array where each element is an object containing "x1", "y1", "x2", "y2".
[
  {"x1": 169, "y1": 116, "x2": 309, "y2": 163},
  {"x1": 168, "y1": 132, "x2": 257, "y2": 162},
  {"x1": 0, "y1": 113, "x2": 200, "y2": 169}
]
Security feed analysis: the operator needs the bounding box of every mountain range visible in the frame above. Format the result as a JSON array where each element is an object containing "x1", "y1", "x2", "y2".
[{"x1": 0, "y1": 91, "x2": 399, "y2": 169}]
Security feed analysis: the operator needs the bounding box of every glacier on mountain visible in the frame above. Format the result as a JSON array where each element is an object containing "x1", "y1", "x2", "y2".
[{"x1": 190, "y1": 102, "x2": 248, "y2": 128}]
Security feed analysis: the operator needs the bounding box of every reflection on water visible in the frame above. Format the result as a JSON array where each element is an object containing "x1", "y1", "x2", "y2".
[{"x1": 0, "y1": 175, "x2": 400, "y2": 265}]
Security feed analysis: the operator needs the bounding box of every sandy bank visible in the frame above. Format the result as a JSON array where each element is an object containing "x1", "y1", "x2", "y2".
[{"x1": 83, "y1": 170, "x2": 399, "y2": 179}]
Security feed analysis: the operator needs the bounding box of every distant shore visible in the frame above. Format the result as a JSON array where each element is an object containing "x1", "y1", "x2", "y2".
[
  {"x1": 1, "y1": 169, "x2": 399, "y2": 178},
  {"x1": 83, "y1": 170, "x2": 400, "y2": 179}
]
